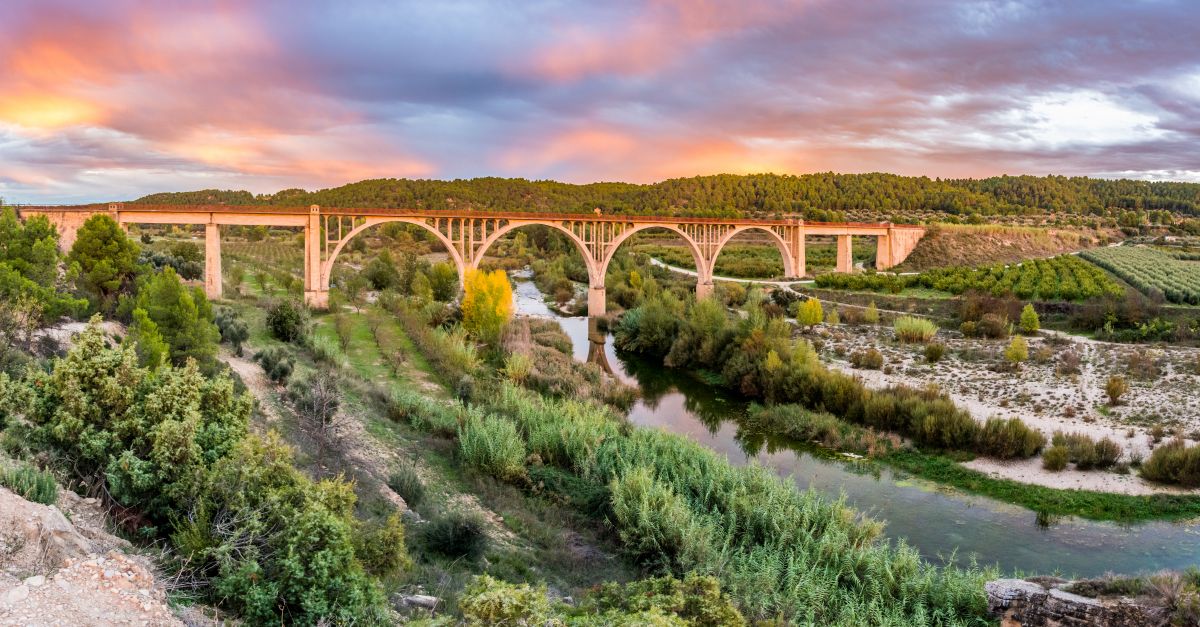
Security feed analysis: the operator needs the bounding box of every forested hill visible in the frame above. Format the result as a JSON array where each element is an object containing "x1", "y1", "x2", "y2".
[{"x1": 133, "y1": 173, "x2": 1200, "y2": 221}]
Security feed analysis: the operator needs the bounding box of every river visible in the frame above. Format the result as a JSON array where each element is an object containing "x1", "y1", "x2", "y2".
[{"x1": 512, "y1": 277, "x2": 1200, "y2": 577}]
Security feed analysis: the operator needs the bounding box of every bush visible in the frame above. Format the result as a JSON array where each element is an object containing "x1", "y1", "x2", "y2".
[
  {"x1": 354, "y1": 514, "x2": 411, "y2": 578},
  {"x1": 1141, "y1": 438, "x2": 1200, "y2": 487},
  {"x1": 894, "y1": 316, "x2": 937, "y2": 343},
  {"x1": 1005, "y1": 336, "x2": 1028, "y2": 367},
  {"x1": 459, "y1": 415, "x2": 526, "y2": 482},
  {"x1": 422, "y1": 510, "x2": 489, "y2": 560},
  {"x1": 977, "y1": 313, "x2": 1010, "y2": 339},
  {"x1": 1052, "y1": 431, "x2": 1121, "y2": 470},
  {"x1": 863, "y1": 301, "x2": 880, "y2": 324},
  {"x1": 850, "y1": 348, "x2": 884, "y2": 370},
  {"x1": 310, "y1": 334, "x2": 344, "y2": 366},
  {"x1": 959, "y1": 320, "x2": 978, "y2": 337},
  {"x1": 793, "y1": 298, "x2": 824, "y2": 328},
  {"x1": 214, "y1": 308, "x2": 249, "y2": 356},
  {"x1": 253, "y1": 347, "x2": 294, "y2": 384},
  {"x1": 387, "y1": 464, "x2": 426, "y2": 509},
  {"x1": 977, "y1": 417, "x2": 1045, "y2": 459},
  {"x1": 1106, "y1": 375, "x2": 1128, "y2": 405},
  {"x1": 265, "y1": 299, "x2": 309, "y2": 343},
  {"x1": 0, "y1": 464, "x2": 57, "y2": 505},
  {"x1": 1043, "y1": 445, "x2": 1070, "y2": 471},
  {"x1": 924, "y1": 342, "x2": 946, "y2": 363},
  {"x1": 1019, "y1": 303, "x2": 1040, "y2": 334}
]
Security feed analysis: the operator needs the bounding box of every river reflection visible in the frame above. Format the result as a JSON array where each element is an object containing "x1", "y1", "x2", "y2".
[{"x1": 512, "y1": 277, "x2": 1200, "y2": 577}]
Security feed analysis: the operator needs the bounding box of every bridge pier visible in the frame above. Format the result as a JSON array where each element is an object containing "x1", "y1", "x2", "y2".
[
  {"x1": 303, "y1": 204, "x2": 329, "y2": 309},
  {"x1": 836, "y1": 235, "x2": 853, "y2": 273},
  {"x1": 204, "y1": 223, "x2": 222, "y2": 300},
  {"x1": 696, "y1": 280, "x2": 714, "y2": 301},
  {"x1": 587, "y1": 285, "x2": 606, "y2": 317}
]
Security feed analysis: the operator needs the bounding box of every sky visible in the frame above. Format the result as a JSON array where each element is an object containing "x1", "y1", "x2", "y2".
[{"x1": 1, "y1": 0, "x2": 1199, "y2": 204}]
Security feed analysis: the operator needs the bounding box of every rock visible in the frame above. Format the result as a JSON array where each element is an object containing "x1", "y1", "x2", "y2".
[
  {"x1": 23, "y1": 575, "x2": 45, "y2": 587},
  {"x1": 2, "y1": 585, "x2": 29, "y2": 605},
  {"x1": 402, "y1": 594, "x2": 441, "y2": 610},
  {"x1": 0, "y1": 487, "x2": 96, "y2": 573},
  {"x1": 986, "y1": 577, "x2": 1170, "y2": 626}
]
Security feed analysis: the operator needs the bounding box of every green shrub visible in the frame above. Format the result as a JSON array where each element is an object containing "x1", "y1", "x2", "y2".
[
  {"x1": 265, "y1": 299, "x2": 309, "y2": 343},
  {"x1": 609, "y1": 466, "x2": 711, "y2": 572},
  {"x1": 863, "y1": 301, "x2": 880, "y2": 324},
  {"x1": 1019, "y1": 303, "x2": 1040, "y2": 334},
  {"x1": 1141, "y1": 438, "x2": 1200, "y2": 487},
  {"x1": 1005, "y1": 336, "x2": 1028, "y2": 367},
  {"x1": 1, "y1": 464, "x2": 57, "y2": 505},
  {"x1": 1043, "y1": 445, "x2": 1070, "y2": 471},
  {"x1": 214, "y1": 308, "x2": 249, "y2": 356},
  {"x1": 253, "y1": 347, "x2": 294, "y2": 383},
  {"x1": 309, "y1": 334, "x2": 343, "y2": 366},
  {"x1": 977, "y1": 417, "x2": 1045, "y2": 459},
  {"x1": 894, "y1": 316, "x2": 937, "y2": 343},
  {"x1": 458, "y1": 415, "x2": 526, "y2": 482},
  {"x1": 959, "y1": 320, "x2": 978, "y2": 337},
  {"x1": 422, "y1": 510, "x2": 489, "y2": 560},
  {"x1": 850, "y1": 348, "x2": 883, "y2": 369},
  {"x1": 925, "y1": 342, "x2": 946, "y2": 363},
  {"x1": 354, "y1": 514, "x2": 411, "y2": 578},
  {"x1": 1051, "y1": 431, "x2": 1120, "y2": 470},
  {"x1": 387, "y1": 464, "x2": 426, "y2": 509},
  {"x1": 459, "y1": 575, "x2": 557, "y2": 625}
]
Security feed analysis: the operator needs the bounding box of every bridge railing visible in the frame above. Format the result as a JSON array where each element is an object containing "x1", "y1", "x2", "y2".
[{"x1": 17, "y1": 203, "x2": 923, "y2": 229}]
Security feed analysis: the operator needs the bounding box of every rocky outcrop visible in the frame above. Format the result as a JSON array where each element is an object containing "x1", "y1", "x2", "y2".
[
  {"x1": 987, "y1": 578, "x2": 1170, "y2": 626},
  {"x1": 0, "y1": 487, "x2": 185, "y2": 626}
]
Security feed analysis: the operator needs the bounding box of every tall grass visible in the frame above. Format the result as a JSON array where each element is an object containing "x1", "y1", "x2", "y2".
[
  {"x1": 486, "y1": 384, "x2": 992, "y2": 624},
  {"x1": 458, "y1": 414, "x2": 527, "y2": 482},
  {"x1": 1, "y1": 464, "x2": 57, "y2": 505},
  {"x1": 894, "y1": 316, "x2": 938, "y2": 343}
]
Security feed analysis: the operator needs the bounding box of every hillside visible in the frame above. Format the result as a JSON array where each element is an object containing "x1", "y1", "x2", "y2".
[
  {"x1": 895, "y1": 224, "x2": 1121, "y2": 271},
  {"x1": 132, "y1": 173, "x2": 1200, "y2": 222}
]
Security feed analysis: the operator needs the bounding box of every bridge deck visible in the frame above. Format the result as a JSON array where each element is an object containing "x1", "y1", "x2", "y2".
[{"x1": 18, "y1": 203, "x2": 923, "y2": 230}]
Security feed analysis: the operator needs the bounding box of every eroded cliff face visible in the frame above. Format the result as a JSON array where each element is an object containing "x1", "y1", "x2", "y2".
[
  {"x1": 987, "y1": 578, "x2": 1171, "y2": 627},
  {"x1": 0, "y1": 487, "x2": 183, "y2": 626}
]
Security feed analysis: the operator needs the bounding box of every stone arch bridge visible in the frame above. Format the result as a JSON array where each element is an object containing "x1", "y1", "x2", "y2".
[{"x1": 19, "y1": 203, "x2": 925, "y2": 315}]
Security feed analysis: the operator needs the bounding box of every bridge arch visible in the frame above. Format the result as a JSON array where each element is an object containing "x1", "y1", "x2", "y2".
[
  {"x1": 599, "y1": 223, "x2": 707, "y2": 283},
  {"x1": 472, "y1": 220, "x2": 599, "y2": 282},
  {"x1": 597, "y1": 223, "x2": 711, "y2": 309},
  {"x1": 710, "y1": 225, "x2": 796, "y2": 279},
  {"x1": 320, "y1": 217, "x2": 467, "y2": 292}
]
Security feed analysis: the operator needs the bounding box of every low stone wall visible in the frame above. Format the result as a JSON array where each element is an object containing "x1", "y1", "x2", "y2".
[{"x1": 986, "y1": 579, "x2": 1168, "y2": 626}]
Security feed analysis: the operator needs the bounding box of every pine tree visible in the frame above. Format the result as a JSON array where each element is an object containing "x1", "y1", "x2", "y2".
[{"x1": 68, "y1": 214, "x2": 139, "y2": 310}]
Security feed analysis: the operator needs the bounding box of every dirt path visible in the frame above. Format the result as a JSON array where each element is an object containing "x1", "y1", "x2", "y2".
[{"x1": 220, "y1": 348, "x2": 282, "y2": 426}]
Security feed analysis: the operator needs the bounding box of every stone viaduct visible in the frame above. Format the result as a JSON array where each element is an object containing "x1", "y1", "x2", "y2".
[{"x1": 19, "y1": 203, "x2": 925, "y2": 315}]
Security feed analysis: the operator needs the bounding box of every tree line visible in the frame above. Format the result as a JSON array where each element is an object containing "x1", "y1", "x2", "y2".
[{"x1": 133, "y1": 172, "x2": 1200, "y2": 220}]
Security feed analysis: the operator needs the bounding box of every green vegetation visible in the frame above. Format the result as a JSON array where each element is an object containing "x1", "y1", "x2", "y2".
[
  {"x1": 0, "y1": 321, "x2": 390, "y2": 624},
  {"x1": 614, "y1": 294, "x2": 1042, "y2": 459},
  {"x1": 1049, "y1": 431, "x2": 1121, "y2": 471},
  {"x1": 816, "y1": 254, "x2": 1122, "y2": 302},
  {"x1": 68, "y1": 214, "x2": 141, "y2": 310},
  {"x1": 1081, "y1": 245, "x2": 1200, "y2": 304},
  {"x1": 894, "y1": 315, "x2": 938, "y2": 343},
  {"x1": 1141, "y1": 439, "x2": 1200, "y2": 488},
  {"x1": 0, "y1": 464, "x2": 57, "y2": 505},
  {"x1": 450, "y1": 572, "x2": 746, "y2": 626},
  {"x1": 0, "y1": 208, "x2": 86, "y2": 329},
  {"x1": 884, "y1": 450, "x2": 1200, "y2": 522}
]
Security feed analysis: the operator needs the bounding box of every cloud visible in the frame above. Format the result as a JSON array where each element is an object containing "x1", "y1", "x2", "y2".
[{"x1": 1, "y1": 0, "x2": 1199, "y2": 203}]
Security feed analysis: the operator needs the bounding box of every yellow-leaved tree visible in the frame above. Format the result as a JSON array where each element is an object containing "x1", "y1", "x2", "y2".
[{"x1": 462, "y1": 269, "x2": 514, "y2": 347}]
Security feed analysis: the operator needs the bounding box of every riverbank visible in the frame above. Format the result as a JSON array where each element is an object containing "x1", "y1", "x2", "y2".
[{"x1": 511, "y1": 276, "x2": 1200, "y2": 576}]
